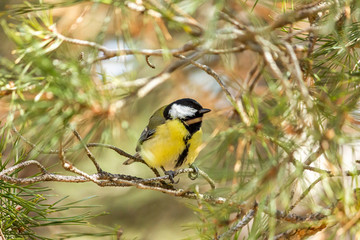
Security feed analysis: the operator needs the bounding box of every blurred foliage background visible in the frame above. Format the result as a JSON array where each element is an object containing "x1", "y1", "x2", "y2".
[{"x1": 1, "y1": 0, "x2": 360, "y2": 239}]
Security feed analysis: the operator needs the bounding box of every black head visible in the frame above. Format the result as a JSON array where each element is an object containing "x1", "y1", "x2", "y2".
[{"x1": 164, "y1": 98, "x2": 211, "y2": 134}]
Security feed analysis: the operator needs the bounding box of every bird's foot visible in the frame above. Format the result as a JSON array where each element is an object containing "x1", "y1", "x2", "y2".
[
  {"x1": 188, "y1": 164, "x2": 199, "y2": 180},
  {"x1": 162, "y1": 168, "x2": 179, "y2": 184}
]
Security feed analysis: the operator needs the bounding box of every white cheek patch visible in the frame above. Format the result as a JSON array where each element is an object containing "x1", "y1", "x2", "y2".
[{"x1": 169, "y1": 104, "x2": 197, "y2": 119}]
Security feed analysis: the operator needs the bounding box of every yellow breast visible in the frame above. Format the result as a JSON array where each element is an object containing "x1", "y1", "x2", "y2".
[
  {"x1": 186, "y1": 130, "x2": 202, "y2": 166},
  {"x1": 139, "y1": 119, "x2": 203, "y2": 170}
]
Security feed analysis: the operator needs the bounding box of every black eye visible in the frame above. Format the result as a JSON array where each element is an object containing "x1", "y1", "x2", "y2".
[{"x1": 163, "y1": 104, "x2": 172, "y2": 119}]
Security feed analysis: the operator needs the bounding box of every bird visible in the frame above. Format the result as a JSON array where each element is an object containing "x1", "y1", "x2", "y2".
[{"x1": 124, "y1": 98, "x2": 211, "y2": 182}]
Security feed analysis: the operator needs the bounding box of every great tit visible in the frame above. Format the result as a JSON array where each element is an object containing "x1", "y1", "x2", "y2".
[{"x1": 124, "y1": 98, "x2": 210, "y2": 180}]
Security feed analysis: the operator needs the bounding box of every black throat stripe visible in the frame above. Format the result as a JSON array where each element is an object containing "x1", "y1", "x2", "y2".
[
  {"x1": 182, "y1": 119, "x2": 202, "y2": 136},
  {"x1": 175, "y1": 135, "x2": 191, "y2": 168}
]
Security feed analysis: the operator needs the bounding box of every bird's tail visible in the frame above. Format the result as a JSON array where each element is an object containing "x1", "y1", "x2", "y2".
[{"x1": 123, "y1": 152, "x2": 141, "y2": 165}]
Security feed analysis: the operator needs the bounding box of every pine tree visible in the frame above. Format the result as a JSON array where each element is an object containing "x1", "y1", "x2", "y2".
[{"x1": 1, "y1": 0, "x2": 360, "y2": 239}]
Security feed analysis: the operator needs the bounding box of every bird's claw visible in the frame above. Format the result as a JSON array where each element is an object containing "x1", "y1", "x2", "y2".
[
  {"x1": 188, "y1": 164, "x2": 199, "y2": 180},
  {"x1": 164, "y1": 170, "x2": 179, "y2": 184}
]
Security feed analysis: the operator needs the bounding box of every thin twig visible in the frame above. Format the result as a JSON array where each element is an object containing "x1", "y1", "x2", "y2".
[
  {"x1": 0, "y1": 160, "x2": 48, "y2": 176},
  {"x1": 244, "y1": 60, "x2": 261, "y2": 87},
  {"x1": 283, "y1": 41, "x2": 313, "y2": 108},
  {"x1": 145, "y1": 55, "x2": 155, "y2": 68},
  {"x1": 0, "y1": 160, "x2": 225, "y2": 204},
  {"x1": 125, "y1": 1, "x2": 204, "y2": 36},
  {"x1": 304, "y1": 147, "x2": 323, "y2": 165},
  {"x1": 0, "y1": 227, "x2": 6, "y2": 240},
  {"x1": 12, "y1": 126, "x2": 142, "y2": 162},
  {"x1": 72, "y1": 129, "x2": 102, "y2": 173},
  {"x1": 288, "y1": 176, "x2": 323, "y2": 212},
  {"x1": 12, "y1": 126, "x2": 58, "y2": 154},
  {"x1": 173, "y1": 54, "x2": 251, "y2": 126},
  {"x1": 274, "y1": 209, "x2": 326, "y2": 223},
  {"x1": 285, "y1": 157, "x2": 360, "y2": 213},
  {"x1": 86, "y1": 143, "x2": 142, "y2": 161},
  {"x1": 59, "y1": 141, "x2": 101, "y2": 184},
  {"x1": 257, "y1": 36, "x2": 293, "y2": 99},
  {"x1": 137, "y1": 168, "x2": 216, "y2": 189},
  {"x1": 273, "y1": 222, "x2": 326, "y2": 240},
  {"x1": 206, "y1": 45, "x2": 246, "y2": 54},
  {"x1": 50, "y1": 24, "x2": 199, "y2": 61},
  {"x1": 219, "y1": 11, "x2": 246, "y2": 30},
  {"x1": 336, "y1": 210, "x2": 360, "y2": 236},
  {"x1": 268, "y1": 2, "x2": 331, "y2": 30},
  {"x1": 216, "y1": 203, "x2": 257, "y2": 239},
  {"x1": 284, "y1": 26, "x2": 319, "y2": 41},
  {"x1": 249, "y1": 62, "x2": 264, "y2": 93},
  {"x1": 174, "y1": 54, "x2": 233, "y2": 99},
  {"x1": 198, "y1": 168, "x2": 216, "y2": 189}
]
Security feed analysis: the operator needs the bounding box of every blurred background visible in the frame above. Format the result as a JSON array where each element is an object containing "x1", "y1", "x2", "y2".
[
  {"x1": 0, "y1": 0, "x2": 233, "y2": 238},
  {"x1": 2, "y1": 0, "x2": 360, "y2": 239}
]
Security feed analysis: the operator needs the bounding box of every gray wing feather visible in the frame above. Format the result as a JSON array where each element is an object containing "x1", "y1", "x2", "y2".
[
  {"x1": 135, "y1": 105, "x2": 167, "y2": 152},
  {"x1": 135, "y1": 127, "x2": 156, "y2": 152}
]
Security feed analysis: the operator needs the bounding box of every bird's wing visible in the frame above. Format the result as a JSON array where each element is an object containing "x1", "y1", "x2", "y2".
[{"x1": 136, "y1": 105, "x2": 167, "y2": 152}]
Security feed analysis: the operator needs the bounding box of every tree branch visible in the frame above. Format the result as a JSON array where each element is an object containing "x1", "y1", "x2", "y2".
[
  {"x1": 273, "y1": 222, "x2": 327, "y2": 240},
  {"x1": 216, "y1": 203, "x2": 257, "y2": 240},
  {"x1": 268, "y1": 1, "x2": 331, "y2": 30},
  {"x1": 72, "y1": 129, "x2": 102, "y2": 173},
  {"x1": 173, "y1": 54, "x2": 251, "y2": 126},
  {"x1": 0, "y1": 159, "x2": 223, "y2": 204},
  {"x1": 0, "y1": 159, "x2": 337, "y2": 226},
  {"x1": 49, "y1": 24, "x2": 199, "y2": 61}
]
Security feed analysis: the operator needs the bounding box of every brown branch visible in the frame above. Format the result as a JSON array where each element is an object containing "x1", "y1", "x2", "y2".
[
  {"x1": 206, "y1": 45, "x2": 246, "y2": 54},
  {"x1": 275, "y1": 210, "x2": 327, "y2": 223},
  {"x1": 336, "y1": 210, "x2": 360, "y2": 236},
  {"x1": 256, "y1": 36, "x2": 293, "y2": 97},
  {"x1": 71, "y1": 129, "x2": 102, "y2": 173},
  {"x1": 284, "y1": 156, "x2": 360, "y2": 214},
  {"x1": 98, "y1": 41, "x2": 199, "y2": 61},
  {"x1": 0, "y1": 227, "x2": 6, "y2": 240},
  {"x1": 0, "y1": 160, "x2": 224, "y2": 205},
  {"x1": 87, "y1": 144, "x2": 209, "y2": 184},
  {"x1": 49, "y1": 24, "x2": 199, "y2": 61},
  {"x1": 0, "y1": 160, "x2": 48, "y2": 176},
  {"x1": 247, "y1": 59, "x2": 265, "y2": 93},
  {"x1": 12, "y1": 126, "x2": 58, "y2": 154},
  {"x1": 198, "y1": 168, "x2": 216, "y2": 189},
  {"x1": 283, "y1": 41, "x2": 313, "y2": 108},
  {"x1": 145, "y1": 55, "x2": 155, "y2": 69},
  {"x1": 135, "y1": 51, "x2": 205, "y2": 98},
  {"x1": 173, "y1": 54, "x2": 251, "y2": 126},
  {"x1": 284, "y1": 26, "x2": 320, "y2": 41},
  {"x1": 0, "y1": 160, "x2": 337, "y2": 225},
  {"x1": 216, "y1": 203, "x2": 258, "y2": 240},
  {"x1": 219, "y1": 11, "x2": 246, "y2": 30},
  {"x1": 12, "y1": 126, "x2": 142, "y2": 162},
  {"x1": 59, "y1": 140, "x2": 101, "y2": 184},
  {"x1": 269, "y1": 2, "x2": 331, "y2": 30},
  {"x1": 224, "y1": 2, "x2": 332, "y2": 55},
  {"x1": 125, "y1": 0, "x2": 203, "y2": 36},
  {"x1": 86, "y1": 143, "x2": 142, "y2": 161},
  {"x1": 288, "y1": 176, "x2": 323, "y2": 212},
  {"x1": 273, "y1": 223, "x2": 327, "y2": 240},
  {"x1": 7, "y1": 127, "x2": 217, "y2": 193},
  {"x1": 174, "y1": 54, "x2": 233, "y2": 99},
  {"x1": 304, "y1": 147, "x2": 323, "y2": 165},
  {"x1": 94, "y1": 51, "x2": 205, "y2": 97}
]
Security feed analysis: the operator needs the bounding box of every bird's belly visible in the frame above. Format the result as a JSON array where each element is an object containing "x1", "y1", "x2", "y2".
[{"x1": 140, "y1": 120, "x2": 202, "y2": 169}]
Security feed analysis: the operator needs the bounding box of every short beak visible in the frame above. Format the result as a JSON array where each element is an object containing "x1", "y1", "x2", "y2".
[{"x1": 199, "y1": 108, "x2": 211, "y2": 114}]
